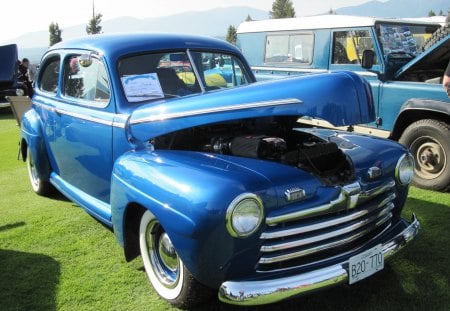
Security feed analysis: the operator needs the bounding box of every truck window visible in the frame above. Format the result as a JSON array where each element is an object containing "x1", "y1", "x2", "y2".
[
  {"x1": 332, "y1": 30, "x2": 376, "y2": 65},
  {"x1": 265, "y1": 33, "x2": 313, "y2": 65},
  {"x1": 376, "y1": 23, "x2": 438, "y2": 57}
]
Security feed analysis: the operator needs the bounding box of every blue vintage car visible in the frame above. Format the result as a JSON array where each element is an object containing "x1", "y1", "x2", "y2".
[{"x1": 20, "y1": 33, "x2": 419, "y2": 308}]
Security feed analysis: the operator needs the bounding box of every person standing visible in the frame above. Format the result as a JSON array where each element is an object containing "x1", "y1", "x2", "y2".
[
  {"x1": 18, "y1": 58, "x2": 34, "y2": 97},
  {"x1": 443, "y1": 61, "x2": 450, "y2": 96}
]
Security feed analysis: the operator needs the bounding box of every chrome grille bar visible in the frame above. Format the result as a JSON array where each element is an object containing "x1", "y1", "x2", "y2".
[
  {"x1": 261, "y1": 203, "x2": 394, "y2": 253},
  {"x1": 266, "y1": 179, "x2": 395, "y2": 226},
  {"x1": 258, "y1": 179, "x2": 397, "y2": 271},
  {"x1": 261, "y1": 193, "x2": 396, "y2": 240},
  {"x1": 259, "y1": 212, "x2": 392, "y2": 264}
]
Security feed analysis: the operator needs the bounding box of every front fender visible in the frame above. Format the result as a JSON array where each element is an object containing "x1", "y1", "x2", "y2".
[
  {"x1": 392, "y1": 98, "x2": 450, "y2": 139},
  {"x1": 110, "y1": 149, "x2": 275, "y2": 288},
  {"x1": 20, "y1": 108, "x2": 51, "y2": 181}
]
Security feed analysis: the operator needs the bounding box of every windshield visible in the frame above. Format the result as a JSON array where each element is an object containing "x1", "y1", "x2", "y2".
[
  {"x1": 118, "y1": 51, "x2": 251, "y2": 102},
  {"x1": 376, "y1": 22, "x2": 440, "y2": 58}
]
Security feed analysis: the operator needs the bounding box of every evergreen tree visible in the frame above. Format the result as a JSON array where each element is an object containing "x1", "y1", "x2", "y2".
[
  {"x1": 86, "y1": 2, "x2": 103, "y2": 35},
  {"x1": 245, "y1": 14, "x2": 253, "y2": 22},
  {"x1": 428, "y1": 10, "x2": 436, "y2": 17},
  {"x1": 226, "y1": 25, "x2": 237, "y2": 45},
  {"x1": 49, "y1": 22, "x2": 62, "y2": 46},
  {"x1": 270, "y1": 0, "x2": 296, "y2": 19}
]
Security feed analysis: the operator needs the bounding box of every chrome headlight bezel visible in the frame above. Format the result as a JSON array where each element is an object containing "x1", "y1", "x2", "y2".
[
  {"x1": 226, "y1": 193, "x2": 264, "y2": 238},
  {"x1": 395, "y1": 153, "x2": 415, "y2": 185}
]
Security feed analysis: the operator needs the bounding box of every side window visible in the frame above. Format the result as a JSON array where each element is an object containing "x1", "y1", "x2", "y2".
[
  {"x1": 265, "y1": 33, "x2": 314, "y2": 65},
  {"x1": 63, "y1": 55, "x2": 110, "y2": 104},
  {"x1": 190, "y1": 52, "x2": 250, "y2": 89},
  {"x1": 332, "y1": 30, "x2": 377, "y2": 65},
  {"x1": 39, "y1": 57, "x2": 60, "y2": 94}
]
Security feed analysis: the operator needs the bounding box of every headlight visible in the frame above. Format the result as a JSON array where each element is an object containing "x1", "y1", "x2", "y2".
[
  {"x1": 226, "y1": 193, "x2": 264, "y2": 238},
  {"x1": 395, "y1": 153, "x2": 414, "y2": 185},
  {"x1": 16, "y1": 88, "x2": 25, "y2": 96}
]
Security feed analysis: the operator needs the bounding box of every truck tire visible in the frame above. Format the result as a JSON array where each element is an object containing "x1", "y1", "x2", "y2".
[
  {"x1": 399, "y1": 119, "x2": 450, "y2": 191},
  {"x1": 422, "y1": 24, "x2": 450, "y2": 50}
]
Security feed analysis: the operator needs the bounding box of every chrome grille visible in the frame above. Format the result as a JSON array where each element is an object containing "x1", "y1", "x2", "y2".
[{"x1": 258, "y1": 179, "x2": 396, "y2": 272}]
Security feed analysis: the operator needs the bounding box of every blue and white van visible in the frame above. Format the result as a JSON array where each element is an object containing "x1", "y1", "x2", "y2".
[{"x1": 237, "y1": 15, "x2": 450, "y2": 191}]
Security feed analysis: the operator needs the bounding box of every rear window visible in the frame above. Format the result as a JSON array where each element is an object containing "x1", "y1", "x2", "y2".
[{"x1": 39, "y1": 56, "x2": 60, "y2": 94}]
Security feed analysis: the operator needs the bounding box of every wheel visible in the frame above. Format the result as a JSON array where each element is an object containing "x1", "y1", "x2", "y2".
[
  {"x1": 139, "y1": 210, "x2": 211, "y2": 308},
  {"x1": 26, "y1": 148, "x2": 52, "y2": 195},
  {"x1": 399, "y1": 119, "x2": 450, "y2": 191}
]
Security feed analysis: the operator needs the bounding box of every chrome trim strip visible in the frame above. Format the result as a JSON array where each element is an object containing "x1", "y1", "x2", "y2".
[
  {"x1": 218, "y1": 214, "x2": 419, "y2": 306},
  {"x1": 266, "y1": 192, "x2": 346, "y2": 226},
  {"x1": 130, "y1": 98, "x2": 302, "y2": 124},
  {"x1": 266, "y1": 180, "x2": 395, "y2": 226},
  {"x1": 360, "y1": 179, "x2": 395, "y2": 198},
  {"x1": 261, "y1": 196, "x2": 395, "y2": 240},
  {"x1": 32, "y1": 102, "x2": 127, "y2": 128},
  {"x1": 260, "y1": 210, "x2": 392, "y2": 255},
  {"x1": 56, "y1": 109, "x2": 113, "y2": 126},
  {"x1": 252, "y1": 66, "x2": 327, "y2": 73}
]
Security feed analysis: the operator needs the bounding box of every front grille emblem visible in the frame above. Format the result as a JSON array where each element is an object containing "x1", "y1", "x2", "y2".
[{"x1": 285, "y1": 187, "x2": 306, "y2": 202}]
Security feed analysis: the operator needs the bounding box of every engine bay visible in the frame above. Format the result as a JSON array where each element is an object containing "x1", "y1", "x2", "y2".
[{"x1": 152, "y1": 117, "x2": 354, "y2": 184}]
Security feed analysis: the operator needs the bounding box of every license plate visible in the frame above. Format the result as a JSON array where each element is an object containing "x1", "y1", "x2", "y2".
[{"x1": 348, "y1": 244, "x2": 384, "y2": 285}]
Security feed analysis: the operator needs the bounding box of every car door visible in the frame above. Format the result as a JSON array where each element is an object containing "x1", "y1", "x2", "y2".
[
  {"x1": 329, "y1": 28, "x2": 382, "y2": 130},
  {"x1": 39, "y1": 53, "x2": 113, "y2": 204}
]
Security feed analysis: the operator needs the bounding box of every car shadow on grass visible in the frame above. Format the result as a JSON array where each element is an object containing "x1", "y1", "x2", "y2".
[
  {"x1": 191, "y1": 197, "x2": 449, "y2": 311},
  {"x1": 0, "y1": 249, "x2": 60, "y2": 311}
]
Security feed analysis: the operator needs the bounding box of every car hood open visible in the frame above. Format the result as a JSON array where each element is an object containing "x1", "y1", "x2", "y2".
[
  {"x1": 0, "y1": 44, "x2": 18, "y2": 86},
  {"x1": 395, "y1": 34, "x2": 450, "y2": 79},
  {"x1": 128, "y1": 71, "x2": 375, "y2": 142}
]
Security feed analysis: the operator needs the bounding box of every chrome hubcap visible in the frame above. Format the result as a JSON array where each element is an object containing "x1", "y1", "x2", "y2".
[
  {"x1": 27, "y1": 152, "x2": 39, "y2": 186},
  {"x1": 146, "y1": 220, "x2": 180, "y2": 289}
]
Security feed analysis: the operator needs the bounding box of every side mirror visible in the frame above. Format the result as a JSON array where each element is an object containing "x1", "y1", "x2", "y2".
[
  {"x1": 361, "y1": 50, "x2": 374, "y2": 69},
  {"x1": 79, "y1": 54, "x2": 93, "y2": 67}
]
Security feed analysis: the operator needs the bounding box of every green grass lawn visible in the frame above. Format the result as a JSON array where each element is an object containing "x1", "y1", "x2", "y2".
[{"x1": 0, "y1": 114, "x2": 449, "y2": 311}]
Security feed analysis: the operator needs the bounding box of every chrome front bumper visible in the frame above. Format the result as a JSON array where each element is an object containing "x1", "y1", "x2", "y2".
[{"x1": 218, "y1": 214, "x2": 419, "y2": 306}]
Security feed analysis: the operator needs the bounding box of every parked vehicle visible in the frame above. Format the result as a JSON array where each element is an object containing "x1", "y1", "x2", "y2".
[
  {"x1": 0, "y1": 44, "x2": 27, "y2": 109},
  {"x1": 21, "y1": 33, "x2": 419, "y2": 308},
  {"x1": 237, "y1": 15, "x2": 450, "y2": 191}
]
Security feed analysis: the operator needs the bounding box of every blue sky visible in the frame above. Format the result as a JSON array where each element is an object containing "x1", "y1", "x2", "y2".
[{"x1": 0, "y1": 0, "x2": 380, "y2": 43}]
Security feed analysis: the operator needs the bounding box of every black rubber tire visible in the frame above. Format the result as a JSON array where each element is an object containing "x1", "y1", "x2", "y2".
[
  {"x1": 422, "y1": 24, "x2": 450, "y2": 51},
  {"x1": 399, "y1": 119, "x2": 450, "y2": 191},
  {"x1": 26, "y1": 147, "x2": 53, "y2": 195},
  {"x1": 139, "y1": 210, "x2": 212, "y2": 309}
]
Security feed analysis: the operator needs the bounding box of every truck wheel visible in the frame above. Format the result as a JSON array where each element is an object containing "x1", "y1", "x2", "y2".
[
  {"x1": 26, "y1": 147, "x2": 52, "y2": 195},
  {"x1": 399, "y1": 119, "x2": 450, "y2": 191},
  {"x1": 139, "y1": 210, "x2": 211, "y2": 308}
]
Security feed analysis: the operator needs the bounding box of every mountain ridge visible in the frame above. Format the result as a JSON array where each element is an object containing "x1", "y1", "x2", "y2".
[{"x1": 7, "y1": 0, "x2": 450, "y2": 63}]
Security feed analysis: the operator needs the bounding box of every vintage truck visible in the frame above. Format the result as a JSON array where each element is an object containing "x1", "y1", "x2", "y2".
[
  {"x1": 21, "y1": 33, "x2": 418, "y2": 308},
  {"x1": 237, "y1": 15, "x2": 450, "y2": 191}
]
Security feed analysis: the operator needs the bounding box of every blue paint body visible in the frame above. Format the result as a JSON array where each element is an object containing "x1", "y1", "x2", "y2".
[{"x1": 21, "y1": 33, "x2": 416, "y2": 293}]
